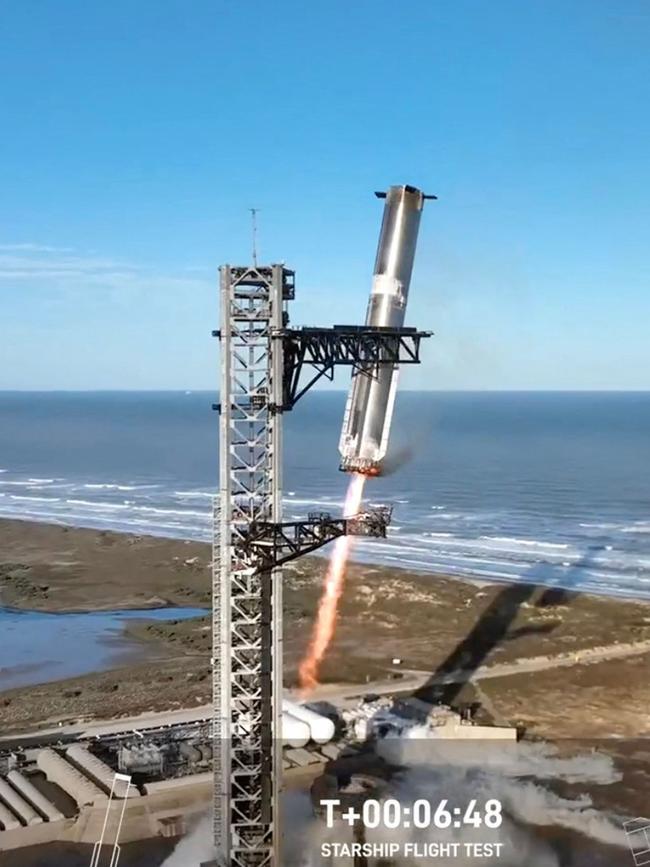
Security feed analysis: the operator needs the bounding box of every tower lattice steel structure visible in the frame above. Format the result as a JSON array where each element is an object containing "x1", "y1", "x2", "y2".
[
  {"x1": 212, "y1": 263, "x2": 429, "y2": 866},
  {"x1": 214, "y1": 265, "x2": 288, "y2": 866}
]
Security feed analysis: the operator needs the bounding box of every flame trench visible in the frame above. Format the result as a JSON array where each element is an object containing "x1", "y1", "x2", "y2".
[{"x1": 298, "y1": 472, "x2": 366, "y2": 695}]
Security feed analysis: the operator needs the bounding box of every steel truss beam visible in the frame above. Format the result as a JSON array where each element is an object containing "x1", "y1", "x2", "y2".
[
  {"x1": 239, "y1": 507, "x2": 392, "y2": 574},
  {"x1": 215, "y1": 265, "x2": 291, "y2": 867},
  {"x1": 277, "y1": 325, "x2": 432, "y2": 410}
]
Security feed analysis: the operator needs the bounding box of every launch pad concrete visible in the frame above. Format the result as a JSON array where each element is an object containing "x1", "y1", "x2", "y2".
[{"x1": 0, "y1": 773, "x2": 212, "y2": 853}]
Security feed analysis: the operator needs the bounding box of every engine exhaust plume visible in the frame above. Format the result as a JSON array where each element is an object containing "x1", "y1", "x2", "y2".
[
  {"x1": 298, "y1": 473, "x2": 366, "y2": 695},
  {"x1": 378, "y1": 443, "x2": 415, "y2": 476}
]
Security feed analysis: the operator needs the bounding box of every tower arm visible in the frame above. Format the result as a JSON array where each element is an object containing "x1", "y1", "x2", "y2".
[
  {"x1": 273, "y1": 325, "x2": 432, "y2": 411},
  {"x1": 237, "y1": 507, "x2": 392, "y2": 573}
]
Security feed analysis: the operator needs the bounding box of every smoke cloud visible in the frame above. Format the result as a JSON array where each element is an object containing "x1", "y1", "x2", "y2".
[
  {"x1": 380, "y1": 444, "x2": 415, "y2": 476},
  {"x1": 162, "y1": 737, "x2": 626, "y2": 866},
  {"x1": 161, "y1": 814, "x2": 215, "y2": 866},
  {"x1": 295, "y1": 734, "x2": 626, "y2": 866}
]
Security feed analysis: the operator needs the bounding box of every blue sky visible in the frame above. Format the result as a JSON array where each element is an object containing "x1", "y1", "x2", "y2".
[{"x1": 1, "y1": 0, "x2": 649, "y2": 390}]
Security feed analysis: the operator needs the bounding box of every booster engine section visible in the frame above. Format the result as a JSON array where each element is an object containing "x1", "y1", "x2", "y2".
[{"x1": 339, "y1": 184, "x2": 432, "y2": 475}]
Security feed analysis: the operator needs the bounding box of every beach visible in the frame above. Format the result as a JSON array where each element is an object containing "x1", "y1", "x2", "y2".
[
  {"x1": 1, "y1": 517, "x2": 650, "y2": 744},
  {"x1": 1, "y1": 520, "x2": 650, "y2": 866}
]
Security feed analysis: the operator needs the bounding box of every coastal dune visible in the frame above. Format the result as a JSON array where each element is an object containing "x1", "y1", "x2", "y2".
[{"x1": 0, "y1": 518, "x2": 649, "y2": 745}]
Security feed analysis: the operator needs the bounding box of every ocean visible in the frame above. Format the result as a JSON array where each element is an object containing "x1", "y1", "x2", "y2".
[
  {"x1": 0, "y1": 606, "x2": 206, "y2": 690},
  {"x1": 1, "y1": 390, "x2": 650, "y2": 600}
]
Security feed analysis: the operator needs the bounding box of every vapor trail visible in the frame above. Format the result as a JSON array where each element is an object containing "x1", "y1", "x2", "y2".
[{"x1": 298, "y1": 473, "x2": 366, "y2": 695}]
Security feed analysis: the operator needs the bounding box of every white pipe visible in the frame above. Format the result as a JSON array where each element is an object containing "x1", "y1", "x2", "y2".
[
  {"x1": 0, "y1": 801, "x2": 20, "y2": 831},
  {"x1": 0, "y1": 778, "x2": 42, "y2": 826},
  {"x1": 281, "y1": 712, "x2": 311, "y2": 748},
  {"x1": 66, "y1": 746, "x2": 139, "y2": 798},
  {"x1": 37, "y1": 748, "x2": 108, "y2": 808},
  {"x1": 283, "y1": 700, "x2": 335, "y2": 744},
  {"x1": 7, "y1": 770, "x2": 64, "y2": 822}
]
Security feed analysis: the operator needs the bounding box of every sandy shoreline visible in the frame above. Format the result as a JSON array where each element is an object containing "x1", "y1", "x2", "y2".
[
  {"x1": 1, "y1": 517, "x2": 650, "y2": 860},
  {"x1": 0, "y1": 517, "x2": 211, "y2": 613},
  {"x1": 1, "y1": 517, "x2": 650, "y2": 742}
]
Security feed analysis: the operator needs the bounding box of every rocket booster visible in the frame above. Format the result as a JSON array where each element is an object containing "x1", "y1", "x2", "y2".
[{"x1": 339, "y1": 185, "x2": 431, "y2": 475}]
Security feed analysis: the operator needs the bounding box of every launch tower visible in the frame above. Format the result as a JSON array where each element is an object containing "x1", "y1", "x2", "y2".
[{"x1": 213, "y1": 188, "x2": 432, "y2": 866}]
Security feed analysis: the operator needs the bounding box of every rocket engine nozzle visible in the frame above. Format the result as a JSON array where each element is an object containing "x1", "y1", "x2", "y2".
[
  {"x1": 339, "y1": 457, "x2": 383, "y2": 477},
  {"x1": 338, "y1": 184, "x2": 430, "y2": 475}
]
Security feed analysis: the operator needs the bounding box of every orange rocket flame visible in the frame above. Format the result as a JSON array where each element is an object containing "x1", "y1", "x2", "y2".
[{"x1": 298, "y1": 472, "x2": 366, "y2": 696}]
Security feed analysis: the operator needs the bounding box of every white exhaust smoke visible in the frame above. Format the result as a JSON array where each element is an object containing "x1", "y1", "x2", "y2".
[
  {"x1": 162, "y1": 735, "x2": 626, "y2": 866},
  {"x1": 161, "y1": 814, "x2": 215, "y2": 866},
  {"x1": 298, "y1": 734, "x2": 627, "y2": 865}
]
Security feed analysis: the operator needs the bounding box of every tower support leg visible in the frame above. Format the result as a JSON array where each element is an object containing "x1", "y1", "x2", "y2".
[{"x1": 213, "y1": 265, "x2": 291, "y2": 866}]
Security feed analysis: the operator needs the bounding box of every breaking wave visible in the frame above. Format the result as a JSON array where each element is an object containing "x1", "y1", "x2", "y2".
[{"x1": 2, "y1": 465, "x2": 650, "y2": 599}]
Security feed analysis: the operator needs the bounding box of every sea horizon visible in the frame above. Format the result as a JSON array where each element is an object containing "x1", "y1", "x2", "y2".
[
  {"x1": 2, "y1": 388, "x2": 650, "y2": 394},
  {"x1": 1, "y1": 390, "x2": 650, "y2": 601}
]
